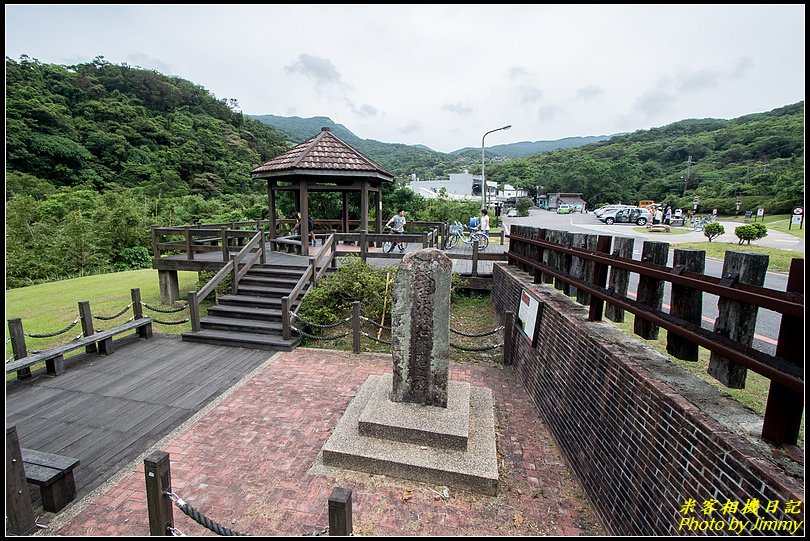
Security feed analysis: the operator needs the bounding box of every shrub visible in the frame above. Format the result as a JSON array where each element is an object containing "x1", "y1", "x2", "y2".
[
  {"x1": 516, "y1": 197, "x2": 533, "y2": 216},
  {"x1": 702, "y1": 222, "x2": 725, "y2": 242},
  {"x1": 114, "y1": 246, "x2": 152, "y2": 270},
  {"x1": 735, "y1": 223, "x2": 768, "y2": 245}
]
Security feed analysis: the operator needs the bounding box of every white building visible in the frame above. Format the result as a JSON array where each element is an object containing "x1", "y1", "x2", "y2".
[{"x1": 406, "y1": 170, "x2": 497, "y2": 202}]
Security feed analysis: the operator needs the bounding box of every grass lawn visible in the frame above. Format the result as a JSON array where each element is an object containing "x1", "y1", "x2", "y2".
[
  {"x1": 5, "y1": 269, "x2": 200, "y2": 368},
  {"x1": 719, "y1": 213, "x2": 804, "y2": 239},
  {"x1": 668, "y1": 242, "x2": 803, "y2": 272}
]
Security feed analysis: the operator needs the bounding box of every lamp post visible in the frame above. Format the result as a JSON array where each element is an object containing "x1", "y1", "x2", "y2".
[{"x1": 481, "y1": 124, "x2": 511, "y2": 210}]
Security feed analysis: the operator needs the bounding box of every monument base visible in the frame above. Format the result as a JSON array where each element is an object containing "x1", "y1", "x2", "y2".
[{"x1": 321, "y1": 374, "x2": 498, "y2": 495}]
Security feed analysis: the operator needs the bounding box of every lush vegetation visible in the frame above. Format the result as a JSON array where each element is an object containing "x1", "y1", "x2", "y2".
[{"x1": 487, "y1": 102, "x2": 805, "y2": 215}]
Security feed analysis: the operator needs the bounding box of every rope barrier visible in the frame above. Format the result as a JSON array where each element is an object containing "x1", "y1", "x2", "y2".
[
  {"x1": 360, "y1": 315, "x2": 391, "y2": 330},
  {"x1": 165, "y1": 492, "x2": 247, "y2": 536},
  {"x1": 93, "y1": 303, "x2": 133, "y2": 321},
  {"x1": 450, "y1": 342, "x2": 503, "y2": 352},
  {"x1": 361, "y1": 331, "x2": 392, "y2": 346},
  {"x1": 25, "y1": 317, "x2": 81, "y2": 338},
  {"x1": 142, "y1": 302, "x2": 189, "y2": 314},
  {"x1": 450, "y1": 325, "x2": 503, "y2": 338},
  {"x1": 168, "y1": 526, "x2": 186, "y2": 536},
  {"x1": 290, "y1": 312, "x2": 352, "y2": 329},
  {"x1": 5, "y1": 337, "x2": 11, "y2": 344},
  {"x1": 6, "y1": 356, "x2": 15, "y2": 364},
  {"x1": 291, "y1": 325, "x2": 350, "y2": 341},
  {"x1": 304, "y1": 527, "x2": 329, "y2": 536},
  {"x1": 151, "y1": 317, "x2": 190, "y2": 326}
]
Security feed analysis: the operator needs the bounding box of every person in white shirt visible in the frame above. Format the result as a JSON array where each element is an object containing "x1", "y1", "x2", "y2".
[{"x1": 479, "y1": 209, "x2": 490, "y2": 237}]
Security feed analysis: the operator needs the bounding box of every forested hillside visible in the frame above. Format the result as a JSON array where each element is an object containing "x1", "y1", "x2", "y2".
[{"x1": 487, "y1": 102, "x2": 804, "y2": 214}]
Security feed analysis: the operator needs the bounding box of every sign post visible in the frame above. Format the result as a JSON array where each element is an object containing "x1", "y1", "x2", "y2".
[
  {"x1": 755, "y1": 208, "x2": 765, "y2": 222},
  {"x1": 789, "y1": 207, "x2": 803, "y2": 230}
]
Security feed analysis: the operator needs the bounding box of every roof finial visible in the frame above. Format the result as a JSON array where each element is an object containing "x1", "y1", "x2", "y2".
[{"x1": 321, "y1": 127, "x2": 330, "y2": 132}]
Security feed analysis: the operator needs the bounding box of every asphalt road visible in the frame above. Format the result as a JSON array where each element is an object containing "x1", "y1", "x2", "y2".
[{"x1": 502, "y1": 209, "x2": 803, "y2": 356}]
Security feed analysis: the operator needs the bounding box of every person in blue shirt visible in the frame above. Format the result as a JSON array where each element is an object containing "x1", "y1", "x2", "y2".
[{"x1": 478, "y1": 209, "x2": 490, "y2": 237}]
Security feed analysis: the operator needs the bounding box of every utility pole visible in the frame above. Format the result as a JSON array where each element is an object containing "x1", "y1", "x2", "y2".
[{"x1": 682, "y1": 155, "x2": 692, "y2": 196}]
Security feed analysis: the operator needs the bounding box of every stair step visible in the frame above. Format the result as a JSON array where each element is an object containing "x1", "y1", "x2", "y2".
[
  {"x1": 218, "y1": 294, "x2": 283, "y2": 307},
  {"x1": 207, "y1": 305, "x2": 285, "y2": 320},
  {"x1": 181, "y1": 329, "x2": 299, "y2": 351},
  {"x1": 239, "y1": 276, "x2": 298, "y2": 287},
  {"x1": 200, "y1": 316, "x2": 283, "y2": 334},
  {"x1": 236, "y1": 284, "x2": 295, "y2": 297},
  {"x1": 245, "y1": 266, "x2": 308, "y2": 278}
]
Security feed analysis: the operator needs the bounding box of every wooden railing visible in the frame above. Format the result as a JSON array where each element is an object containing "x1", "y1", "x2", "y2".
[{"x1": 506, "y1": 225, "x2": 804, "y2": 446}]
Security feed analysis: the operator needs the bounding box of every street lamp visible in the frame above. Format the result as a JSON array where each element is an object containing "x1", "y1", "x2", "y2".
[{"x1": 481, "y1": 124, "x2": 511, "y2": 210}]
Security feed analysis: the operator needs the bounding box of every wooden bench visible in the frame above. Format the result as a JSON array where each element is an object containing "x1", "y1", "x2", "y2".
[
  {"x1": 22, "y1": 448, "x2": 80, "y2": 513},
  {"x1": 270, "y1": 237, "x2": 302, "y2": 254},
  {"x1": 6, "y1": 317, "x2": 153, "y2": 377}
]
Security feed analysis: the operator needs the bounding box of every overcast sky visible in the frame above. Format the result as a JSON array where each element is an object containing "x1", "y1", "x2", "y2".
[{"x1": 5, "y1": 5, "x2": 805, "y2": 153}]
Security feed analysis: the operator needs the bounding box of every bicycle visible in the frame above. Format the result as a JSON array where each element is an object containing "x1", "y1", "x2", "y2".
[
  {"x1": 382, "y1": 227, "x2": 409, "y2": 253},
  {"x1": 691, "y1": 216, "x2": 710, "y2": 232},
  {"x1": 443, "y1": 221, "x2": 489, "y2": 250}
]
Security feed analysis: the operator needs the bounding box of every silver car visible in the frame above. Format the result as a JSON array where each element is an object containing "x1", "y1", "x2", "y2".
[
  {"x1": 594, "y1": 204, "x2": 635, "y2": 218},
  {"x1": 599, "y1": 207, "x2": 651, "y2": 225}
]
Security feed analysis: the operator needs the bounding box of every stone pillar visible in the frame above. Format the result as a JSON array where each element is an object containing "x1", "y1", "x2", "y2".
[
  {"x1": 391, "y1": 249, "x2": 452, "y2": 408},
  {"x1": 158, "y1": 269, "x2": 180, "y2": 304}
]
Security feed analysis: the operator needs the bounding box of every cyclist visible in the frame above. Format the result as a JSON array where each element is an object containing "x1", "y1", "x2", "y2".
[
  {"x1": 478, "y1": 209, "x2": 490, "y2": 237},
  {"x1": 385, "y1": 208, "x2": 407, "y2": 252}
]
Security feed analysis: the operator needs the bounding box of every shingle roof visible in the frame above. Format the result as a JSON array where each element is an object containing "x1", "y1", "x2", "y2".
[{"x1": 251, "y1": 128, "x2": 394, "y2": 180}]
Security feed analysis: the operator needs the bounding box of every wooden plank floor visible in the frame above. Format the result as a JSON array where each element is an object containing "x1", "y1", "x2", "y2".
[{"x1": 6, "y1": 334, "x2": 274, "y2": 511}]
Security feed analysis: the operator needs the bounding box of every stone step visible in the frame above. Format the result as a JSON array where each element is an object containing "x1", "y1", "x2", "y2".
[
  {"x1": 199, "y1": 316, "x2": 283, "y2": 334},
  {"x1": 181, "y1": 329, "x2": 299, "y2": 351},
  {"x1": 206, "y1": 304, "x2": 285, "y2": 320}
]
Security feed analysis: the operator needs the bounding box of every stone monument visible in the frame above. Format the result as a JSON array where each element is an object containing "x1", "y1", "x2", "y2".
[{"x1": 320, "y1": 249, "x2": 498, "y2": 494}]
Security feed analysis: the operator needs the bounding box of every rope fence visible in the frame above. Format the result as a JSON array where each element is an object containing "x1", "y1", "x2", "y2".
[
  {"x1": 151, "y1": 317, "x2": 190, "y2": 326},
  {"x1": 450, "y1": 325, "x2": 503, "y2": 338},
  {"x1": 166, "y1": 492, "x2": 247, "y2": 536},
  {"x1": 142, "y1": 302, "x2": 189, "y2": 314},
  {"x1": 291, "y1": 324, "x2": 350, "y2": 341},
  {"x1": 93, "y1": 303, "x2": 133, "y2": 321},
  {"x1": 24, "y1": 317, "x2": 81, "y2": 338}
]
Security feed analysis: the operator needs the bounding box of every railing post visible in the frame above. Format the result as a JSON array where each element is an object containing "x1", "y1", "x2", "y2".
[
  {"x1": 221, "y1": 226, "x2": 229, "y2": 262},
  {"x1": 309, "y1": 257, "x2": 317, "y2": 288},
  {"x1": 144, "y1": 451, "x2": 174, "y2": 536},
  {"x1": 503, "y1": 310, "x2": 514, "y2": 366},
  {"x1": 666, "y1": 249, "x2": 706, "y2": 361},
  {"x1": 422, "y1": 232, "x2": 428, "y2": 249},
  {"x1": 762, "y1": 258, "x2": 804, "y2": 445},
  {"x1": 471, "y1": 239, "x2": 479, "y2": 277},
  {"x1": 588, "y1": 235, "x2": 613, "y2": 322},
  {"x1": 330, "y1": 234, "x2": 337, "y2": 268},
  {"x1": 282, "y1": 297, "x2": 291, "y2": 340},
  {"x1": 500, "y1": 229, "x2": 505, "y2": 245},
  {"x1": 188, "y1": 291, "x2": 200, "y2": 333},
  {"x1": 131, "y1": 288, "x2": 152, "y2": 339},
  {"x1": 604, "y1": 237, "x2": 634, "y2": 323},
  {"x1": 6, "y1": 425, "x2": 37, "y2": 535},
  {"x1": 633, "y1": 240, "x2": 669, "y2": 338},
  {"x1": 231, "y1": 254, "x2": 238, "y2": 295},
  {"x1": 78, "y1": 300, "x2": 96, "y2": 354},
  {"x1": 260, "y1": 229, "x2": 266, "y2": 265},
  {"x1": 360, "y1": 230, "x2": 368, "y2": 263},
  {"x1": 352, "y1": 301, "x2": 361, "y2": 354},
  {"x1": 9, "y1": 318, "x2": 30, "y2": 380},
  {"x1": 151, "y1": 226, "x2": 160, "y2": 259},
  {"x1": 328, "y1": 487, "x2": 353, "y2": 536},
  {"x1": 185, "y1": 227, "x2": 193, "y2": 261}
]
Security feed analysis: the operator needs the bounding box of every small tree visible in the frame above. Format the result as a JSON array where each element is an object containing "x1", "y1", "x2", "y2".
[
  {"x1": 703, "y1": 222, "x2": 725, "y2": 242},
  {"x1": 516, "y1": 197, "x2": 533, "y2": 217},
  {"x1": 735, "y1": 223, "x2": 768, "y2": 245}
]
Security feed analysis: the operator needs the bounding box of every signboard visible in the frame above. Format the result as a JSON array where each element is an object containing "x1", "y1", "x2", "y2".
[
  {"x1": 791, "y1": 215, "x2": 803, "y2": 225},
  {"x1": 517, "y1": 289, "x2": 541, "y2": 347},
  {"x1": 793, "y1": 207, "x2": 804, "y2": 215},
  {"x1": 756, "y1": 208, "x2": 765, "y2": 217}
]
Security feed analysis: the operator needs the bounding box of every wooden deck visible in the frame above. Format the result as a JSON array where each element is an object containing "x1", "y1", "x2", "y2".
[{"x1": 6, "y1": 334, "x2": 274, "y2": 512}]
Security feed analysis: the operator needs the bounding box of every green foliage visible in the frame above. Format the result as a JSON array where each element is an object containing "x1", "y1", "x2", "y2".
[
  {"x1": 414, "y1": 198, "x2": 480, "y2": 224},
  {"x1": 485, "y1": 102, "x2": 804, "y2": 214},
  {"x1": 515, "y1": 197, "x2": 533, "y2": 216},
  {"x1": 196, "y1": 271, "x2": 232, "y2": 297},
  {"x1": 734, "y1": 223, "x2": 768, "y2": 245},
  {"x1": 116, "y1": 247, "x2": 152, "y2": 271},
  {"x1": 702, "y1": 222, "x2": 725, "y2": 242},
  {"x1": 297, "y1": 257, "x2": 396, "y2": 328}
]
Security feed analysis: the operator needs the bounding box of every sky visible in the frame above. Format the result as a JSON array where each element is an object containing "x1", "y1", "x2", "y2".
[{"x1": 5, "y1": 5, "x2": 805, "y2": 153}]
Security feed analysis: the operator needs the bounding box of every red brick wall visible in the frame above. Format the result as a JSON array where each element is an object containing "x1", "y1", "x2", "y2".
[{"x1": 492, "y1": 263, "x2": 804, "y2": 535}]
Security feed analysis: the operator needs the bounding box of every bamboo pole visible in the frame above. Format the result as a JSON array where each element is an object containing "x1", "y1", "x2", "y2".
[{"x1": 378, "y1": 272, "x2": 391, "y2": 340}]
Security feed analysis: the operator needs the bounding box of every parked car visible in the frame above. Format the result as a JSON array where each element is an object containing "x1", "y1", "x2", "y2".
[
  {"x1": 594, "y1": 204, "x2": 635, "y2": 218},
  {"x1": 557, "y1": 204, "x2": 572, "y2": 214},
  {"x1": 506, "y1": 209, "x2": 518, "y2": 217},
  {"x1": 599, "y1": 207, "x2": 651, "y2": 225}
]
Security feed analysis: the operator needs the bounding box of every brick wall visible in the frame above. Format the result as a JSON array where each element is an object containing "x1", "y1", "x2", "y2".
[{"x1": 492, "y1": 263, "x2": 804, "y2": 535}]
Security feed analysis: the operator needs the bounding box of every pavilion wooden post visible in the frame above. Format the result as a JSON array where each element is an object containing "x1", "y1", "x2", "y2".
[
  {"x1": 268, "y1": 180, "x2": 277, "y2": 241},
  {"x1": 300, "y1": 180, "x2": 309, "y2": 257},
  {"x1": 342, "y1": 192, "x2": 350, "y2": 238},
  {"x1": 375, "y1": 187, "x2": 383, "y2": 242},
  {"x1": 361, "y1": 180, "x2": 369, "y2": 236}
]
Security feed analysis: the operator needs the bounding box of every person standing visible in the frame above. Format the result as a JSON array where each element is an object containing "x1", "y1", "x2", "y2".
[
  {"x1": 385, "y1": 208, "x2": 407, "y2": 251},
  {"x1": 653, "y1": 207, "x2": 663, "y2": 225},
  {"x1": 664, "y1": 206, "x2": 672, "y2": 225},
  {"x1": 479, "y1": 209, "x2": 490, "y2": 237}
]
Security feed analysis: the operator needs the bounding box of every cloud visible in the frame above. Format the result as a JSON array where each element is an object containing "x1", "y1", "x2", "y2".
[
  {"x1": 285, "y1": 53, "x2": 343, "y2": 87},
  {"x1": 506, "y1": 66, "x2": 528, "y2": 79},
  {"x1": 633, "y1": 89, "x2": 676, "y2": 117},
  {"x1": 342, "y1": 99, "x2": 379, "y2": 118},
  {"x1": 575, "y1": 84, "x2": 603, "y2": 101},
  {"x1": 442, "y1": 102, "x2": 473, "y2": 116},
  {"x1": 675, "y1": 67, "x2": 721, "y2": 93},
  {"x1": 399, "y1": 122, "x2": 422, "y2": 134},
  {"x1": 126, "y1": 52, "x2": 173, "y2": 74},
  {"x1": 732, "y1": 56, "x2": 753, "y2": 79},
  {"x1": 537, "y1": 104, "x2": 560, "y2": 122},
  {"x1": 518, "y1": 85, "x2": 543, "y2": 104}
]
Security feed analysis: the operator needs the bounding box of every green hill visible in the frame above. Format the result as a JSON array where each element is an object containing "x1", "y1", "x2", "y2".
[{"x1": 486, "y1": 102, "x2": 805, "y2": 214}]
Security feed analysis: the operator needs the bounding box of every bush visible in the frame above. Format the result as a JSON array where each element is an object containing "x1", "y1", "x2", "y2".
[
  {"x1": 196, "y1": 270, "x2": 232, "y2": 298},
  {"x1": 114, "y1": 246, "x2": 152, "y2": 270},
  {"x1": 735, "y1": 223, "x2": 768, "y2": 245},
  {"x1": 516, "y1": 197, "x2": 533, "y2": 216},
  {"x1": 297, "y1": 256, "x2": 396, "y2": 328},
  {"x1": 702, "y1": 222, "x2": 725, "y2": 242}
]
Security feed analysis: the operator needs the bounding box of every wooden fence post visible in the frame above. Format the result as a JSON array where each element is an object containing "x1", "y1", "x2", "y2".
[
  {"x1": 260, "y1": 229, "x2": 267, "y2": 265},
  {"x1": 221, "y1": 227, "x2": 229, "y2": 262},
  {"x1": 8, "y1": 318, "x2": 30, "y2": 380},
  {"x1": 666, "y1": 249, "x2": 705, "y2": 361},
  {"x1": 503, "y1": 310, "x2": 514, "y2": 366},
  {"x1": 6, "y1": 425, "x2": 37, "y2": 535},
  {"x1": 360, "y1": 230, "x2": 367, "y2": 263},
  {"x1": 230, "y1": 254, "x2": 238, "y2": 295},
  {"x1": 352, "y1": 301, "x2": 361, "y2": 354},
  {"x1": 533, "y1": 228, "x2": 546, "y2": 284},
  {"x1": 282, "y1": 297, "x2": 291, "y2": 341},
  {"x1": 707, "y1": 251, "x2": 769, "y2": 388},
  {"x1": 605, "y1": 237, "x2": 635, "y2": 323},
  {"x1": 588, "y1": 235, "x2": 613, "y2": 322},
  {"x1": 151, "y1": 226, "x2": 160, "y2": 259},
  {"x1": 144, "y1": 451, "x2": 174, "y2": 536},
  {"x1": 185, "y1": 227, "x2": 193, "y2": 261},
  {"x1": 188, "y1": 292, "x2": 200, "y2": 333},
  {"x1": 309, "y1": 257, "x2": 317, "y2": 288},
  {"x1": 328, "y1": 487, "x2": 353, "y2": 536},
  {"x1": 762, "y1": 258, "x2": 804, "y2": 445},
  {"x1": 541, "y1": 229, "x2": 555, "y2": 284},
  {"x1": 633, "y1": 241, "x2": 669, "y2": 340},
  {"x1": 78, "y1": 300, "x2": 96, "y2": 354},
  {"x1": 471, "y1": 239, "x2": 479, "y2": 277}
]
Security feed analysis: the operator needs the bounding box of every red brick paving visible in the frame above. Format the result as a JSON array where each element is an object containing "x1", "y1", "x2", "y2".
[{"x1": 56, "y1": 349, "x2": 602, "y2": 536}]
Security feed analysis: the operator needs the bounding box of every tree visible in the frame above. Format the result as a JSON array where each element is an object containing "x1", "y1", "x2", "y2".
[
  {"x1": 516, "y1": 197, "x2": 533, "y2": 217},
  {"x1": 735, "y1": 223, "x2": 768, "y2": 245},
  {"x1": 703, "y1": 222, "x2": 725, "y2": 242}
]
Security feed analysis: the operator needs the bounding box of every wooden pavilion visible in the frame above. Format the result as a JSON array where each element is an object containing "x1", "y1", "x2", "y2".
[{"x1": 251, "y1": 127, "x2": 394, "y2": 256}]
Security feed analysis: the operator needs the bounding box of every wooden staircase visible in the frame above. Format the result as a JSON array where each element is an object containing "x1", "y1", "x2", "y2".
[{"x1": 181, "y1": 263, "x2": 308, "y2": 351}]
